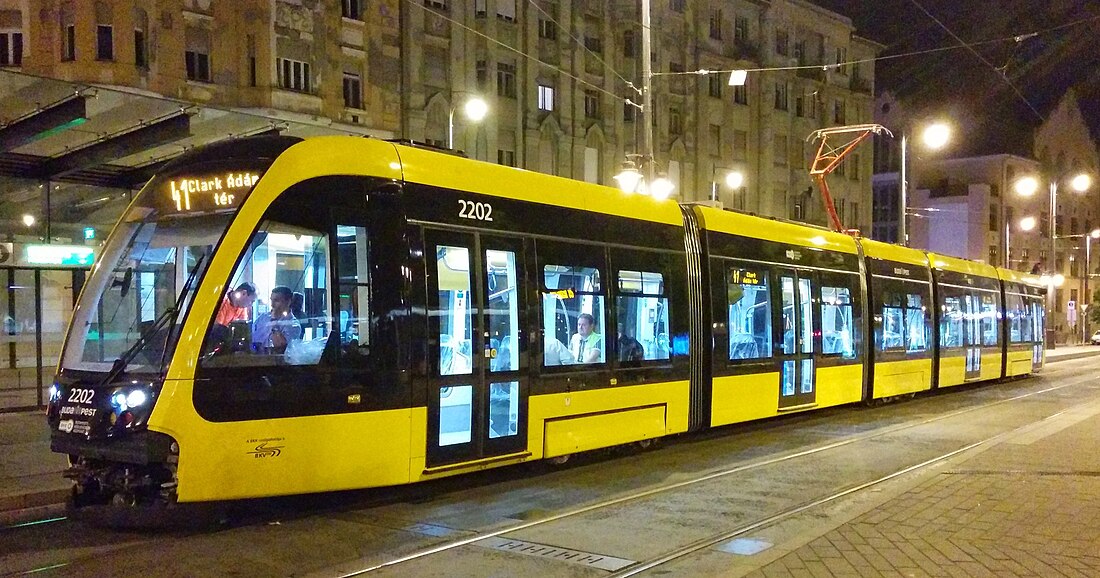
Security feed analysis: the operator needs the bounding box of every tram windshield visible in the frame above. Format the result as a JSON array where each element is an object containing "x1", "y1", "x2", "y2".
[{"x1": 61, "y1": 162, "x2": 265, "y2": 373}]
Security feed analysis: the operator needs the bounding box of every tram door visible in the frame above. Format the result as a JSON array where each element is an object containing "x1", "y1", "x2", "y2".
[
  {"x1": 425, "y1": 229, "x2": 528, "y2": 467},
  {"x1": 778, "y1": 270, "x2": 816, "y2": 409}
]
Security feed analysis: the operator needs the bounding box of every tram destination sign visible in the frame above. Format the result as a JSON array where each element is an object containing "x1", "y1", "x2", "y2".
[{"x1": 149, "y1": 166, "x2": 265, "y2": 216}]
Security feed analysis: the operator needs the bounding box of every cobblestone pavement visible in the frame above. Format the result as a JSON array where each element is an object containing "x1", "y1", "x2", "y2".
[{"x1": 744, "y1": 408, "x2": 1100, "y2": 577}]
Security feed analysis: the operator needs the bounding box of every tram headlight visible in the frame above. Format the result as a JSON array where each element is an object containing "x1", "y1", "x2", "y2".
[{"x1": 126, "y1": 389, "x2": 147, "y2": 408}]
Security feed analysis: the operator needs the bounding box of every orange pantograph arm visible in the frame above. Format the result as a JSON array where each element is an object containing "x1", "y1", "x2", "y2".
[{"x1": 807, "y1": 124, "x2": 890, "y2": 234}]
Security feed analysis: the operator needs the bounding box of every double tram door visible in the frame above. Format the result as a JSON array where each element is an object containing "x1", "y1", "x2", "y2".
[
  {"x1": 425, "y1": 229, "x2": 528, "y2": 468},
  {"x1": 778, "y1": 269, "x2": 816, "y2": 409}
]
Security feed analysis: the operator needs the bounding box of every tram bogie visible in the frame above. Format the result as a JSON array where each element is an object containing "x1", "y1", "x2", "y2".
[{"x1": 45, "y1": 135, "x2": 1047, "y2": 513}]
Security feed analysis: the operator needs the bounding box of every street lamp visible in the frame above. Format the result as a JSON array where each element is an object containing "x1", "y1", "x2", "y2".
[
  {"x1": 899, "y1": 122, "x2": 951, "y2": 246},
  {"x1": 448, "y1": 96, "x2": 488, "y2": 150},
  {"x1": 1006, "y1": 215, "x2": 1037, "y2": 270},
  {"x1": 710, "y1": 169, "x2": 745, "y2": 204}
]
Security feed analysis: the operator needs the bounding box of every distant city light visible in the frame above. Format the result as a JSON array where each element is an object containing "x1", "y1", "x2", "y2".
[{"x1": 22, "y1": 214, "x2": 35, "y2": 227}]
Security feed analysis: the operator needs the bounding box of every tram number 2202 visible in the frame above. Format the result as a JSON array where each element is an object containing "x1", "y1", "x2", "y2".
[{"x1": 458, "y1": 200, "x2": 494, "y2": 222}]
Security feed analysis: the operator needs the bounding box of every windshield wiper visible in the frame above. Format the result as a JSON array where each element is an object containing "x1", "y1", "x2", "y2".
[{"x1": 99, "y1": 252, "x2": 208, "y2": 386}]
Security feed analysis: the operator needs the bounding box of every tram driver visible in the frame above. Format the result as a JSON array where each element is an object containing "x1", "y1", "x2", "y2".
[{"x1": 208, "y1": 282, "x2": 257, "y2": 354}]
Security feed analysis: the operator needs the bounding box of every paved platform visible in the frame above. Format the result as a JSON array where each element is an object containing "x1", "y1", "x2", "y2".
[{"x1": 3, "y1": 345, "x2": 1099, "y2": 564}]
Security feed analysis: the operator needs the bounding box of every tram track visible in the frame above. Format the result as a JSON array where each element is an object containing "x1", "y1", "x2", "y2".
[
  {"x1": 605, "y1": 403, "x2": 1084, "y2": 577},
  {"x1": 332, "y1": 368, "x2": 1097, "y2": 577}
]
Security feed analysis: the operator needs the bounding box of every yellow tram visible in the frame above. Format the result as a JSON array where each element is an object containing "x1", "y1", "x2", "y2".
[{"x1": 47, "y1": 135, "x2": 1046, "y2": 507}]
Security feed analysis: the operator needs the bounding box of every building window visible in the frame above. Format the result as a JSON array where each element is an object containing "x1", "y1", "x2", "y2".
[
  {"x1": 670, "y1": 0, "x2": 685, "y2": 13},
  {"x1": 623, "y1": 30, "x2": 635, "y2": 58},
  {"x1": 584, "y1": 90, "x2": 600, "y2": 118},
  {"x1": 537, "y1": 84, "x2": 555, "y2": 111},
  {"x1": 850, "y1": 154, "x2": 860, "y2": 180},
  {"x1": 734, "y1": 16, "x2": 748, "y2": 43},
  {"x1": 342, "y1": 0, "x2": 363, "y2": 19},
  {"x1": 424, "y1": 0, "x2": 448, "y2": 9},
  {"x1": 497, "y1": 149, "x2": 516, "y2": 167},
  {"x1": 497, "y1": 62, "x2": 516, "y2": 98},
  {"x1": 343, "y1": 73, "x2": 362, "y2": 109},
  {"x1": 733, "y1": 130, "x2": 748, "y2": 160},
  {"x1": 496, "y1": 0, "x2": 516, "y2": 21},
  {"x1": 277, "y1": 58, "x2": 311, "y2": 92},
  {"x1": 709, "y1": 124, "x2": 721, "y2": 154},
  {"x1": 834, "y1": 99, "x2": 846, "y2": 123},
  {"x1": 134, "y1": 29, "x2": 147, "y2": 68},
  {"x1": 246, "y1": 35, "x2": 257, "y2": 86},
  {"x1": 96, "y1": 25, "x2": 113, "y2": 60},
  {"x1": 774, "y1": 135, "x2": 788, "y2": 166},
  {"x1": 989, "y1": 246, "x2": 998, "y2": 265},
  {"x1": 989, "y1": 205, "x2": 999, "y2": 232},
  {"x1": 708, "y1": 74, "x2": 722, "y2": 98},
  {"x1": 0, "y1": 31, "x2": 22, "y2": 67},
  {"x1": 776, "y1": 29, "x2": 789, "y2": 56},
  {"x1": 624, "y1": 102, "x2": 636, "y2": 122},
  {"x1": 62, "y1": 24, "x2": 76, "y2": 61},
  {"x1": 476, "y1": 60, "x2": 488, "y2": 91},
  {"x1": 539, "y1": 18, "x2": 557, "y2": 40},
  {"x1": 709, "y1": 10, "x2": 722, "y2": 40},
  {"x1": 185, "y1": 50, "x2": 211, "y2": 82},
  {"x1": 669, "y1": 107, "x2": 682, "y2": 134},
  {"x1": 584, "y1": 34, "x2": 602, "y2": 53},
  {"x1": 733, "y1": 83, "x2": 747, "y2": 105},
  {"x1": 774, "y1": 81, "x2": 788, "y2": 111},
  {"x1": 795, "y1": 92, "x2": 804, "y2": 117},
  {"x1": 835, "y1": 46, "x2": 847, "y2": 74}
]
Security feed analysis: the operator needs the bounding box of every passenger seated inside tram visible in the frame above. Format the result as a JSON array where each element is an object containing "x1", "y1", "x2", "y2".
[
  {"x1": 617, "y1": 323, "x2": 645, "y2": 362},
  {"x1": 253, "y1": 286, "x2": 302, "y2": 354}
]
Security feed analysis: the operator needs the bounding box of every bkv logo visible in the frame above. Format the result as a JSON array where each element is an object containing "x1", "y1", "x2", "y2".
[{"x1": 247, "y1": 441, "x2": 284, "y2": 458}]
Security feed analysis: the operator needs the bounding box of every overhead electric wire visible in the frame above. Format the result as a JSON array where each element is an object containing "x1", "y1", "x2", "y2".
[
  {"x1": 905, "y1": 0, "x2": 1045, "y2": 122},
  {"x1": 403, "y1": 0, "x2": 630, "y2": 103},
  {"x1": 403, "y1": 1, "x2": 1098, "y2": 114}
]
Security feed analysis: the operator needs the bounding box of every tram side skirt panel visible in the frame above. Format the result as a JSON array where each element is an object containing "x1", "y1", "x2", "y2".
[{"x1": 681, "y1": 205, "x2": 712, "y2": 432}]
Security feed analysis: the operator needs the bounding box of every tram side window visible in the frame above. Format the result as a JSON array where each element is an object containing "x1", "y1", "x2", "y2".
[
  {"x1": 880, "y1": 282, "x2": 930, "y2": 353},
  {"x1": 437, "y1": 245, "x2": 473, "y2": 376},
  {"x1": 1006, "y1": 293, "x2": 1026, "y2": 343},
  {"x1": 940, "y1": 290, "x2": 965, "y2": 348},
  {"x1": 820, "y1": 283, "x2": 855, "y2": 358},
  {"x1": 980, "y1": 292, "x2": 998, "y2": 346},
  {"x1": 616, "y1": 270, "x2": 670, "y2": 364},
  {"x1": 336, "y1": 225, "x2": 371, "y2": 360},
  {"x1": 542, "y1": 263, "x2": 605, "y2": 366},
  {"x1": 201, "y1": 221, "x2": 332, "y2": 367},
  {"x1": 727, "y1": 267, "x2": 771, "y2": 360}
]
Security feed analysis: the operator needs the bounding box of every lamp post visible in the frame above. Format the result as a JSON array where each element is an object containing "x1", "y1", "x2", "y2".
[
  {"x1": 1016, "y1": 172, "x2": 1092, "y2": 344},
  {"x1": 614, "y1": 0, "x2": 675, "y2": 200},
  {"x1": 899, "y1": 122, "x2": 951, "y2": 246},
  {"x1": 448, "y1": 96, "x2": 488, "y2": 151}
]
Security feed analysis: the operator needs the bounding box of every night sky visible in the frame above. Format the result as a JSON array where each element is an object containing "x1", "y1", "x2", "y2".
[{"x1": 814, "y1": 0, "x2": 1100, "y2": 157}]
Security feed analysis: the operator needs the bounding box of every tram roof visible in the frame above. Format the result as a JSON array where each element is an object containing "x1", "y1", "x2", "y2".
[
  {"x1": 692, "y1": 205, "x2": 859, "y2": 255},
  {"x1": 928, "y1": 252, "x2": 1000, "y2": 279},
  {"x1": 996, "y1": 267, "x2": 1045, "y2": 288},
  {"x1": 858, "y1": 238, "x2": 931, "y2": 267},
  {"x1": 387, "y1": 140, "x2": 685, "y2": 227}
]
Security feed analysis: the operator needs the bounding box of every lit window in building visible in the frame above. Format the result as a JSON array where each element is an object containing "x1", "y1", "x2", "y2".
[
  {"x1": 277, "y1": 58, "x2": 312, "y2": 93},
  {"x1": 537, "y1": 84, "x2": 555, "y2": 111}
]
